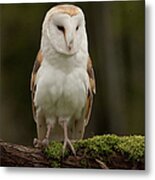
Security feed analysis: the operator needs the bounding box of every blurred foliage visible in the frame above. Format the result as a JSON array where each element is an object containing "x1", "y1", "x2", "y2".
[{"x1": 0, "y1": 1, "x2": 145, "y2": 145}]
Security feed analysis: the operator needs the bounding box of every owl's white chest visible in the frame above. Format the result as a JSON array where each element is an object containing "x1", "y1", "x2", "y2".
[{"x1": 34, "y1": 56, "x2": 89, "y2": 120}]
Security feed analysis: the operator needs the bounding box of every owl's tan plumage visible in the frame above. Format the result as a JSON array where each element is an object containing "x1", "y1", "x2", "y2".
[{"x1": 30, "y1": 4, "x2": 96, "y2": 155}]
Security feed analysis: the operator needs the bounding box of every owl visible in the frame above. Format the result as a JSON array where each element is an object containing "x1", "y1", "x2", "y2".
[{"x1": 30, "y1": 4, "x2": 96, "y2": 155}]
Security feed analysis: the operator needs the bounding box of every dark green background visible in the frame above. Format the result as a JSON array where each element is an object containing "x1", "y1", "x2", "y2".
[{"x1": 0, "y1": 1, "x2": 145, "y2": 145}]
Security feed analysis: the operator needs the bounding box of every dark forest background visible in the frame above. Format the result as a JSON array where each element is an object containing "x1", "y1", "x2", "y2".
[{"x1": 0, "y1": 1, "x2": 145, "y2": 145}]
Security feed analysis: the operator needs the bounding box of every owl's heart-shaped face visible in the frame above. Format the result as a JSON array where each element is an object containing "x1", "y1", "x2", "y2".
[{"x1": 42, "y1": 5, "x2": 87, "y2": 56}]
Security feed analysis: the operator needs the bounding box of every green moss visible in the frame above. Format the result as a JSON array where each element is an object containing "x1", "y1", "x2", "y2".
[
  {"x1": 50, "y1": 160, "x2": 61, "y2": 168},
  {"x1": 45, "y1": 141, "x2": 63, "y2": 160},
  {"x1": 44, "y1": 141, "x2": 63, "y2": 167},
  {"x1": 44, "y1": 134, "x2": 144, "y2": 167},
  {"x1": 116, "y1": 135, "x2": 145, "y2": 161},
  {"x1": 80, "y1": 158, "x2": 88, "y2": 167}
]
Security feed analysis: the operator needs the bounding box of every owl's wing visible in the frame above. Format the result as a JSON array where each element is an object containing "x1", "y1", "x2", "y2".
[
  {"x1": 30, "y1": 50, "x2": 43, "y2": 121},
  {"x1": 84, "y1": 57, "x2": 96, "y2": 126}
]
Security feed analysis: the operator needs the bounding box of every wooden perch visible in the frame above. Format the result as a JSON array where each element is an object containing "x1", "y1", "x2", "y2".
[{"x1": 0, "y1": 135, "x2": 145, "y2": 169}]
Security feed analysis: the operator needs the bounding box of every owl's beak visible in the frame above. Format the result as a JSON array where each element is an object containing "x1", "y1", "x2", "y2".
[
  {"x1": 65, "y1": 30, "x2": 74, "y2": 51},
  {"x1": 68, "y1": 39, "x2": 73, "y2": 51}
]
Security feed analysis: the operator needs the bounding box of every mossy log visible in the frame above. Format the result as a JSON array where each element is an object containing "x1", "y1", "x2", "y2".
[{"x1": 0, "y1": 135, "x2": 145, "y2": 169}]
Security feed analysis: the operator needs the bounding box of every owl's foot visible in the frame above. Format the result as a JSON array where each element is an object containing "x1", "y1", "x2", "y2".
[
  {"x1": 33, "y1": 138, "x2": 42, "y2": 148},
  {"x1": 33, "y1": 122, "x2": 52, "y2": 148},
  {"x1": 33, "y1": 138, "x2": 49, "y2": 148},
  {"x1": 63, "y1": 137, "x2": 76, "y2": 157},
  {"x1": 42, "y1": 138, "x2": 50, "y2": 146},
  {"x1": 60, "y1": 120, "x2": 76, "y2": 156}
]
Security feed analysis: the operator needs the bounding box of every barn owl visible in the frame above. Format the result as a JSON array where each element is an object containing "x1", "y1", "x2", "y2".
[{"x1": 30, "y1": 4, "x2": 96, "y2": 155}]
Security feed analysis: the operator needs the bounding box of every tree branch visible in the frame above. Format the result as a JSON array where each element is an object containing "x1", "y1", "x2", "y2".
[{"x1": 0, "y1": 135, "x2": 145, "y2": 169}]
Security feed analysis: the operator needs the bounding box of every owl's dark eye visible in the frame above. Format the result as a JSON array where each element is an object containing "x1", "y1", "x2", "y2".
[
  {"x1": 76, "y1": 26, "x2": 79, "y2": 31},
  {"x1": 57, "y1": 25, "x2": 65, "y2": 33}
]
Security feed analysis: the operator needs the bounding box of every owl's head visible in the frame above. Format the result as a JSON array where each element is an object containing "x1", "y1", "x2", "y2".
[{"x1": 41, "y1": 4, "x2": 88, "y2": 56}]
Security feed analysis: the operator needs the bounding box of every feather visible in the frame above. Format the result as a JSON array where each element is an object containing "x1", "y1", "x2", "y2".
[
  {"x1": 49, "y1": 4, "x2": 80, "y2": 17},
  {"x1": 30, "y1": 50, "x2": 43, "y2": 121},
  {"x1": 84, "y1": 57, "x2": 96, "y2": 126}
]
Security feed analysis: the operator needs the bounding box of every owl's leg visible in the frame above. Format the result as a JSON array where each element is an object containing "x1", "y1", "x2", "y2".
[
  {"x1": 33, "y1": 121, "x2": 46, "y2": 148},
  {"x1": 41, "y1": 123, "x2": 53, "y2": 146},
  {"x1": 33, "y1": 109, "x2": 54, "y2": 148},
  {"x1": 33, "y1": 110, "x2": 46, "y2": 148},
  {"x1": 59, "y1": 118, "x2": 76, "y2": 156},
  {"x1": 34, "y1": 122, "x2": 53, "y2": 148}
]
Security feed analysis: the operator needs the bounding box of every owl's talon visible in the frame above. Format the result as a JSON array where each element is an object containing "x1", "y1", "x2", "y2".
[
  {"x1": 33, "y1": 138, "x2": 42, "y2": 148},
  {"x1": 63, "y1": 138, "x2": 76, "y2": 157},
  {"x1": 33, "y1": 138, "x2": 49, "y2": 148},
  {"x1": 42, "y1": 138, "x2": 49, "y2": 147}
]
